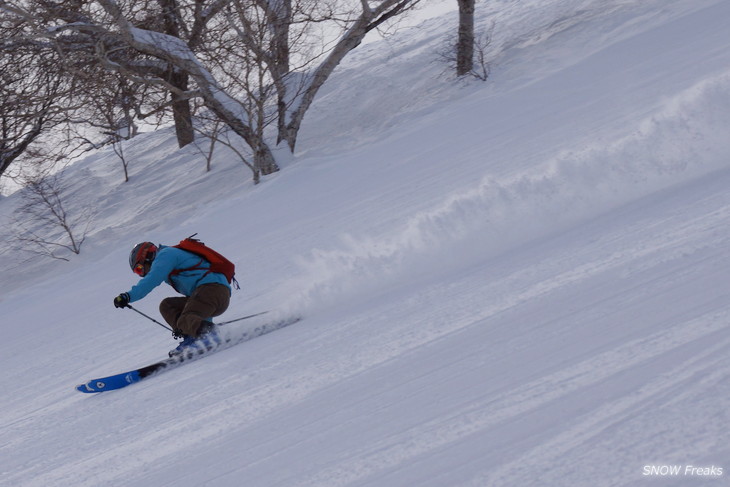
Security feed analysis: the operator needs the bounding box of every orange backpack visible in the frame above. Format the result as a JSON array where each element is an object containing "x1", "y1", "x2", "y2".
[{"x1": 170, "y1": 235, "x2": 239, "y2": 289}]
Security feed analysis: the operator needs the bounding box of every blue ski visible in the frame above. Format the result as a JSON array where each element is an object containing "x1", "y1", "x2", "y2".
[
  {"x1": 76, "y1": 371, "x2": 141, "y2": 393},
  {"x1": 76, "y1": 337, "x2": 231, "y2": 392},
  {"x1": 76, "y1": 316, "x2": 301, "y2": 393},
  {"x1": 76, "y1": 357, "x2": 186, "y2": 393}
]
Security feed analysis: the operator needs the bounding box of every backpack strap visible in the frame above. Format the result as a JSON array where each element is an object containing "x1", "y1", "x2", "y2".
[
  {"x1": 168, "y1": 258, "x2": 209, "y2": 278},
  {"x1": 167, "y1": 258, "x2": 210, "y2": 292}
]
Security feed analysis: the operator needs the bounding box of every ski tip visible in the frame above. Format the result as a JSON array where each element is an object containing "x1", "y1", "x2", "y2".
[
  {"x1": 76, "y1": 382, "x2": 100, "y2": 393},
  {"x1": 75, "y1": 370, "x2": 142, "y2": 394}
]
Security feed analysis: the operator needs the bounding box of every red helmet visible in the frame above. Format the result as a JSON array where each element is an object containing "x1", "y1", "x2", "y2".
[{"x1": 129, "y1": 242, "x2": 158, "y2": 276}]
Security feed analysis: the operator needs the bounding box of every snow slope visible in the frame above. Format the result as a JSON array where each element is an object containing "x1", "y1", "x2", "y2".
[{"x1": 2, "y1": 0, "x2": 730, "y2": 486}]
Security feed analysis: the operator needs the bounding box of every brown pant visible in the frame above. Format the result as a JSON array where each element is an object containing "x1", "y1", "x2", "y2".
[{"x1": 159, "y1": 284, "x2": 230, "y2": 337}]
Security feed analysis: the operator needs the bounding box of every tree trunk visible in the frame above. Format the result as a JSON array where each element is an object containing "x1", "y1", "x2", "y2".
[
  {"x1": 456, "y1": 0, "x2": 475, "y2": 76},
  {"x1": 253, "y1": 142, "x2": 278, "y2": 179},
  {"x1": 168, "y1": 70, "x2": 195, "y2": 147},
  {"x1": 159, "y1": 0, "x2": 194, "y2": 148},
  {"x1": 280, "y1": 16, "x2": 370, "y2": 151}
]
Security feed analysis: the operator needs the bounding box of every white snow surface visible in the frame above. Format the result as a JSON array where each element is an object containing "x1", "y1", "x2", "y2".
[{"x1": 2, "y1": 0, "x2": 730, "y2": 485}]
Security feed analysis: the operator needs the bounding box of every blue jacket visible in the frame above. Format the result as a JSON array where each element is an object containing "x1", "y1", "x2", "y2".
[{"x1": 127, "y1": 246, "x2": 231, "y2": 302}]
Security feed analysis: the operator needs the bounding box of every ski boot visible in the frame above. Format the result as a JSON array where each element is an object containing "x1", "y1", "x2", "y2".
[{"x1": 169, "y1": 321, "x2": 222, "y2": 357}]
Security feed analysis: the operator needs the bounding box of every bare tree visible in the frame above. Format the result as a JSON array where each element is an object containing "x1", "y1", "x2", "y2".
[
  {"x1": 86, "y1": 74, "x2": 144, "y2": 142},
  {"x1": 110, "y1": 133, "x2": 131, "y2": 183},
  {"x1": 99, "y1": 0, "x2": 423, "y2": 168},
  {"x1": 272, "y1": 0, "x2": 424, "y2": 151},
  {"x1": 1, "y1": 1, "x2": 146, "y2": 182},
  {"x1": 456, "y1": 0, "x2": 475, "y2": 76},
  {"x1": 12, "y1": 170, "x2": 93, "y2": 261},
  {"x1": 2, "y1": 0, "x2": 221, "y2": 150},
  {"x1": 470, "y1": 28, "x2": 492, "y2": 81},
  {"x1": 148, "y1": 0, "x2": 232, "y2": 148},
  {"x1": 190, "y1": 103, "x2": 225, "y2": 173},
  {"x1": 439, "y1": 0, "x2": 492, "y2": 83},
  {"x1": 70, "y1": 0, "x2": 282, "y2": 176},
  {"x1": 72, "y1": 71, "x2": 158, "y2": 182},
  {"x1": 3, "y1": 0, "x2": 423, "y2": 182},
  {"x1": 0, "y1": 37, "x2": 68, "y2": 179}
]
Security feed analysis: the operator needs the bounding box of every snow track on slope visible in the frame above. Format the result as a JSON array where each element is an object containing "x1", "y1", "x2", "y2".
[
  {"x1": 477, "y1": 311, "x2": 730, "y2": 486},
  {"x1": 296, "y1": 309, "x2": 730, "y2": 487}
]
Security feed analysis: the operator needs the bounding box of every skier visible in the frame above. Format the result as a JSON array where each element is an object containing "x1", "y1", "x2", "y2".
[{"x1": 113, "y1": 241, "x2": 231, "y2": 356}]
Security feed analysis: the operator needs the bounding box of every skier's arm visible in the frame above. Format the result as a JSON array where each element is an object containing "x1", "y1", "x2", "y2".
[{"x1": 127, "y1": 251, "x2": 176, "y2": 302}]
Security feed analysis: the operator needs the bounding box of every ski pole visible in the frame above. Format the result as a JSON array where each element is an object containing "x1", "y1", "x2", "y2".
[
  {"x1": 217, "y1": 310, "x2": 269, "y2": 325},
  {"x1": 126, "y1": 304, "x2": 173, "y2": 332}
]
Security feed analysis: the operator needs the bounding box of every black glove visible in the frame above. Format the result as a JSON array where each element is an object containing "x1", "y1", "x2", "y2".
[{"x1": 114, "y1": 293, "x2": 130, "y2": 308}]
